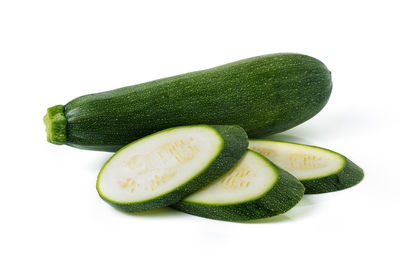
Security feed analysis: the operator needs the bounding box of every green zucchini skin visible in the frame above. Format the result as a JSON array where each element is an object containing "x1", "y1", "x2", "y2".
[
  {"x1": 97, "y1": 125, "x2": 248, "y2": 212},
  {"x1": 45, "y1": 53, "x2": 332, "y2": 152},
  {"x1": 172, "y1": 151, "x2": 305, "y2": 222},
  {"x1": 301, "y1": 158, "x2": 364, "y2": 194}
]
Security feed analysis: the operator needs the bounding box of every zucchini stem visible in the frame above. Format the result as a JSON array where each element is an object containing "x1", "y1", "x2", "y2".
[{"x1": 43, "y1": 105, "x2": 67, "y2": 145}]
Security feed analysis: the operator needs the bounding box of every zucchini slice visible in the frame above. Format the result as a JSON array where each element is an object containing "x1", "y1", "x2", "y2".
[
  {"x1": 172, "y1": 150, "x2": 305, "y2": 221},
  {"x1": 97, "y1": 125, "x2": 248, "y2": 212},
  {"x1": 249, "y1": 140, "x2": 364, "y2": 194}
]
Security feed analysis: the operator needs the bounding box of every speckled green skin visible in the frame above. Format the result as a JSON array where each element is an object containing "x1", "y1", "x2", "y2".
[
  {"x1": 302, "y1": 158, "x2": 364, "y2": 194},
  {"x1": 46, "y1": 53, "x2": 332, "y2": 151},
  {"x1": 172, "y1": 151, "x2": 305, "y2": 222},
  {"x1": 97, "y1": 125, "x2": 248, "y2": 213}
]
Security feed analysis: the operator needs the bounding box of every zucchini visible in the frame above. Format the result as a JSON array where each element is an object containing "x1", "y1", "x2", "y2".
[
  {"x1": 97, "y1": 125, "x2": 248, "y2": 212},
  {"x1": 248, "y1": 140, "x2": 364, "y2": 194},
  {"x1": 172, "y1": 150, "x2": 305, "y2": 221},
  {"x1": 44, "y1": 53, "x2": 332, "y2": 151}
]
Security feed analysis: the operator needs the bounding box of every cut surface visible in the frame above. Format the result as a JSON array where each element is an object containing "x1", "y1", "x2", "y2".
[
  {"x1": 97, "y1": 126, "x2": 223, "y2": 203},
  {"x1": 184, "y1": 151, "x2": 278, "y2": 205},
  {"x1": 249, "y1": 140, "x2": 344, "y2": 180}
]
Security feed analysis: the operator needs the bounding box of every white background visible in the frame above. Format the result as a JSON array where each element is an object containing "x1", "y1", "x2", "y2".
[{"x1": 1, "y1": 1, "x2": 399, "y2": 271}]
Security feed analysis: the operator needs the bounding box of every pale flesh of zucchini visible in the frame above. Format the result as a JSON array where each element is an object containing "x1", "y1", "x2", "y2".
[
  {"x1": 97, "y1": 126, "x2": 223, "y2": 203},
  {"x1": 185, "y1": 151, "x2": 278, "y2": 205},
  {"x1": 248, "y1": 140, "x2": 344, "y2": 180}
]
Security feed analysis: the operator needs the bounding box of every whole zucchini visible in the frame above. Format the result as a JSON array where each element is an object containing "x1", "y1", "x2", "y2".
[{"x1": 44, "y1": 53, "x2": 332, "y2": 151}]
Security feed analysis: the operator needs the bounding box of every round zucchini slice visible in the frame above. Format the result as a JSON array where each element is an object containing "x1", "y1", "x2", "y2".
[
  {"x1": 172, "y1": 150, "x2": 305, "y2": 221},
  {"x1": 96, "y1": 125, "x2": 248, "y2": 212},
  {"x1": 249, "y1": 140, "x2": 364, "y2": 194}
]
